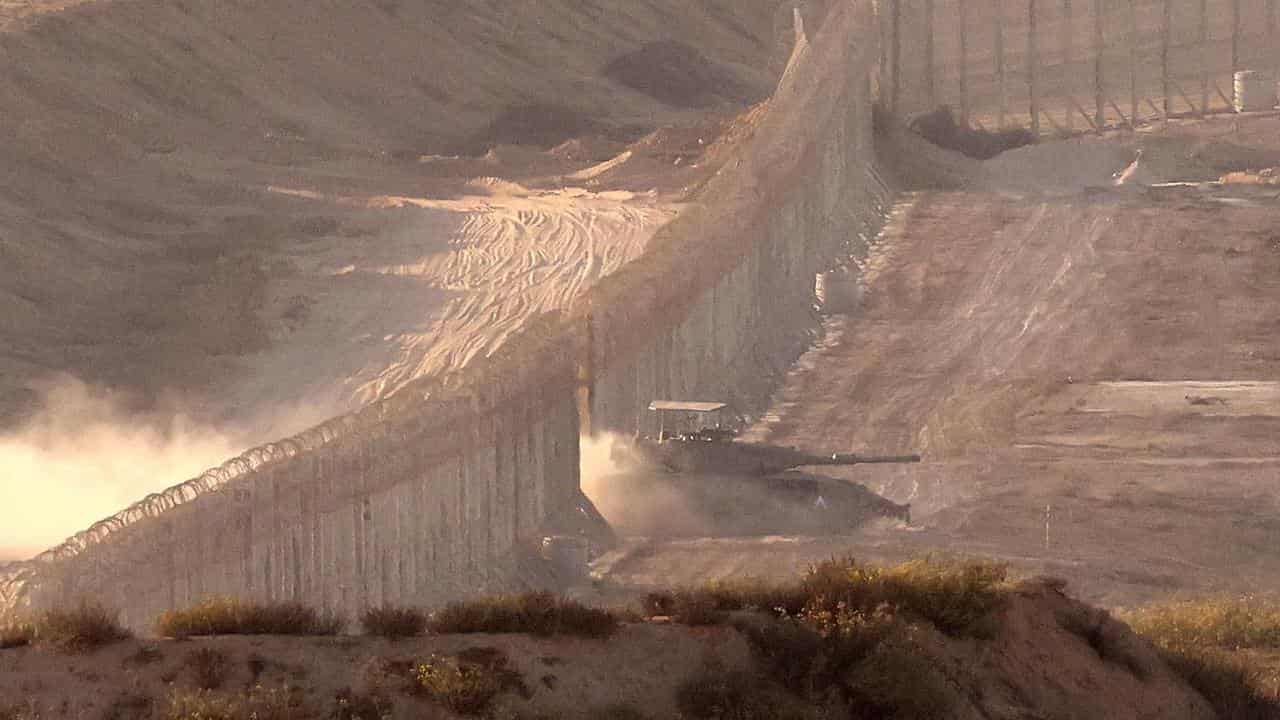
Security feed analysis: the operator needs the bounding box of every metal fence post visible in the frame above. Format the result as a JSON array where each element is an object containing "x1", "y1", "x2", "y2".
[
  {"x1": 926, "y1": 0, "x2": 937, "y2": 107},
  {"x1": 1063, "y1": 0, "x2": 1074, "y2": 132},
  {"x1": 1094, "y1": 0, "x2": 1105, "y2": 128},
  {"x1": 1129, "y1": 0, "x2": 1138, "y2": 125},
  {"x1": 960, "y1": 0, "x2": 970, "y2": 124},
  {"x1": 1200, "y1": 0, "x2": 1209, "y2": 116},
  {"x1": 997, "y1": 0, "x2": 1007, "y2": 128},
  {"x1": 1030, "y1": 0, "x2": 1041, "y2": 134},
  {"x1": 1162, "y1": 0, "x2": 1171, "y2": 119}
]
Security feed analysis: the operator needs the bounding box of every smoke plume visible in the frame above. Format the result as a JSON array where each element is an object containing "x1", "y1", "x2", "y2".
[{"x1": 0, "y1": 377, "x2": 335, "y2": 560}]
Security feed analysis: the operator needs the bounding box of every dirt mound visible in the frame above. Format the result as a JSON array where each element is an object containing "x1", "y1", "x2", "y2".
[
  {"x1": 946, "y1": 579, "x2": 1215, "y2": 719},
  {"x1": 603, "y1": 40, "x2": 765, "y2": 109},
  {"x1": 976, "y1": 138, "x2": 1141, "y2": 193},
  {"x1": 465, "y1": 103, "x2": 613, "y2": 156},
  {"x1": 908, "y1": 105, "x2": 1035, "y2": 160},
  {"x1": 0, "y1": 581, "x2": 1221, "y2": 720}
]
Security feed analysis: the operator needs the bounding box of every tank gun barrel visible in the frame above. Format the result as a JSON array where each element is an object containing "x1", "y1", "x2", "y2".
[{"x1": 824, "y1": 453, "x2": 922, "y2": 465}]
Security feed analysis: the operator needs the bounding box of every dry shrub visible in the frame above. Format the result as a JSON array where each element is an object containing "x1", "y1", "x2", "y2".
[
  {"x1": 722, "y1": 600, "x2": 961, "y2": 718},
  {"x1": 101, "y1": 693, "x2": 153, "y2": 720},
  {"x1": 675, "y1": 666, "x2": 821, "y2": 720},
  {"x1": 1120, "y1": 598, "x2": 1280, "y2": 718},
  {"x1": 184, "y1": 647, "x2": 230, "y2": 690},
  {"x1": 643, "y1": 579, "x2": 805, "y2": 626},
  {"x1": 360, "y1": 606, "x2": 427, "y2": 639},
  {"x1": 1159, "y1": 648, "x2": 1280, "y2": 720},
  {"x1": 35, "y1": 600, "x2": 131, "y2": 652},
  {"x1": 415, "y1": 655, "x2": 504, "y2": 716},
  {"x1": 329, "y1": 688, "x2": 392, "y2": 720},
  {"x1": 646, "y1": 557, "x2": 1008, "y2": 639},
  {"x1": 0, "y1": 621, "x2": 34, "y2": 650},
  {"x1": 800, "y1": 557, "x2": 1008, "y2": 639},
  {"x1": 844, "y1": 637, "x2": 961, "y2": 720},
  {"x1": 1056, "y1": 606, "x2": 1152, "y2": 679},
  {"x1": 428, "y1": 592, "x2": 618, "y2": 638},
  {"x1": 156, "y1": 597, "x2": 344, "y2": 638},
  {"x1": 588, "y1": 704, "x2": 652, "y2": 720},
  {"x1": 641, "y1": 591, "x2": 723, "y2": 626},
  {"x1": 165, "y1": 685, "x2": 308, "y2": 720},
  {"x1": 124, "y1": 644, "x2": 165, "y2": 667},
  {"x1": 0, "y1": 702, "x2": 40, "y2": 720},
  {"x1": 1120, "y1": 596, "x2": 1280, "y2": 651}
]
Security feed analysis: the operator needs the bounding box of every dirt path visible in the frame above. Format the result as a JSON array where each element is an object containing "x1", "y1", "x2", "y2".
[{"x1": 237, "y1": 182, "x2": 677, "y2": 412}]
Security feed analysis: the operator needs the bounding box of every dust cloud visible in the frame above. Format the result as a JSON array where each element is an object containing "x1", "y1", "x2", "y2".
[
  {"x1": 579, "y1": 433, "x2": 707, "y2": 537},
  {"x1": 0, "y1": 377, "x2": 335, "y2": 561}
]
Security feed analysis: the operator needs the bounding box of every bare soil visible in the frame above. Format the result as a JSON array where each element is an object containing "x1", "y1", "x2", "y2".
[
  {"x1": 594, "y1": 115, "x2": 1280, "y2": 611},
  {"x1": 0, "y1": 581, "x2": 1219, "y2": 720}
]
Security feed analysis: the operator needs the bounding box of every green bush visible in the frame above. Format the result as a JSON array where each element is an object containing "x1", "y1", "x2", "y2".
[
  {"x1": 428, "y1": 592, "x2": 618, "y2": 638},
  {"x1": 156, "y1": 598, "x2": 344, "y2": 639},
  {"x1": 360, "y1": 606, "x2": 427, "y2": 639},
  {"x1": 35, "y1": 600, "x2": 131, "y2": 652}
]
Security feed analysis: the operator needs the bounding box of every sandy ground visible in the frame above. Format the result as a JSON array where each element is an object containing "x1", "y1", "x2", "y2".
[
  {"x1": 0, "y1": 625, "x2": 754, "y2": 720},
  {"x1": 0, "y1": 580, "x2": 1219, "y2": 720},
  {"x1": 592, "y1": 115, "x2": 1280, "y2": 611}
]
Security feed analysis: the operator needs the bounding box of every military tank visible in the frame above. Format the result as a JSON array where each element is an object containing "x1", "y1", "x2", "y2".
[{"x1": 620, "y1": 401, "x2": 922, "y2": 476}]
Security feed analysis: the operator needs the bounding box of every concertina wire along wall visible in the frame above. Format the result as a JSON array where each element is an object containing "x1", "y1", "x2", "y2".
[{"x1": 0, "y1": 0, "x2": 893, "y2": 628}]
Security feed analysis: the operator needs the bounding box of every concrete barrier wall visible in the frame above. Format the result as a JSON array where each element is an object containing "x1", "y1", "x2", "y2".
[
  {"x1": 6, "y1": 316, "x2": 584, "y2": 629},
  {"x1": 579, "y1": 1, "x2": 889, "y2": 434},
  {"x1": 0, "y1": 0, "x2": 892, "y2": 630}
]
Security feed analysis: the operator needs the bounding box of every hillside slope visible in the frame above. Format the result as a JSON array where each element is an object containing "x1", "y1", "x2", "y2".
[
  {"x1": 0, "y1": 0, "x2": 812, "y2": 554},
  {"x1": 0, "y1": 579, "x2": 1220, "y2": 720},
  {"x1": 0, "y1": 0, "x2": 796, "y2": 429}
]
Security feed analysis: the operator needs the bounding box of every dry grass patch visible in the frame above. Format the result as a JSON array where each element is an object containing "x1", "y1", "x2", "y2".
[
  {"x1": 34, "y1": 600, "x2": 131, "y2": 652},
  {"x1": 414, "y1": 654, "x2": 505, "y2": 716},
  {"x1": 0, "y1": 621, "x2": 34, "y2": 650},
  {"x1": 1121, "y1": 597, "x2": 1280, "y2": 719},
  {"x1": 360, "y1": 606, "x2": 427, "y2": 639},
  {"x1": 644, "y1": 556, "x2": 1009, "y2": 639},
  {"x1": 156, "y1": 598, "x2": 344, "y2": 639},
  {"x1": 329, "y1": 688, "x2": 393, "y2": 720},
  {"x1": 656, "y1": 557, "x2": 1004, "y2": 720},
  {"x1": 1121, "y1": 596, "x2": 1280, "y2": 651},
  {"x1": 184, "y1": 647, "x2": 231, "y2": 690},
  {"x1": 165, "y1": 685, "x2": 308, "y2": 720},
  {"x1": 428, "y1": 592, "x2": 618, "y2": 638},
  {"x1": 0, "y1": 702, "x2": 41, "y2": 720},
  {"x1": 676, "y1": 666, "x2": 820, "y2": 720}
]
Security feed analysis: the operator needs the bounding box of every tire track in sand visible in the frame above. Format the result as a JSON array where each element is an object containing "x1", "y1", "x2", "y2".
[{"x1": 265, "y1": 182, "x2": 677, "y2": 408}]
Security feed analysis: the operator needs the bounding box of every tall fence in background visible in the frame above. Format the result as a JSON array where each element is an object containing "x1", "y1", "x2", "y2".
[
  {"x1": 883, "y1": 0, "x2": 1280, "y2": 132},
  {"x1": 0, "y1": 0, "x2": 892, "y2": 630}
]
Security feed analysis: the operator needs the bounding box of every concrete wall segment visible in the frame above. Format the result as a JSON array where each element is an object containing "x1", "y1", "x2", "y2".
[{"x1": 0, "y1": 0, "x2": 892, "y2": 629}]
